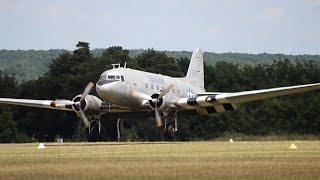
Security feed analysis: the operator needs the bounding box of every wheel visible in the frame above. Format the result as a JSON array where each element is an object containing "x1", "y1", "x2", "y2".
[
  {"x1": 164, "y1": 123, "x2": 175, "y2": 140},
  {"x1": 87, "y1": 121, "x2": 108, "y2": 142}
]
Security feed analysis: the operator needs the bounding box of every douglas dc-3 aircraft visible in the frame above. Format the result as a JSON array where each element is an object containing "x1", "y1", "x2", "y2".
[{"x1": 1, "y1": 48, "x2": 320, "y2": 139}]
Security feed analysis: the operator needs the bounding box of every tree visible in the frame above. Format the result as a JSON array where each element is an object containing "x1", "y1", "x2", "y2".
[
  {"x1": 7, "y1": 44, "x2": 320, "y2": 142},
  {"x1": 135, "y1": 49, "x2": 183, "y2": 77},
  {"x1": 73, "y1": 41, "x2": 92, "y2": 63},
  {"x1": 102, "y1": 46, "x2": 131, "y2": 64},
  {"x1": 0, "y1": 72, "x2": 18, "y2": 143},
  {"x1": 0, "y1": 106, "x2": 17, "y2": 143},
  {"x1": 0, "y1": 71, "x2": 18, "y2": 97}
]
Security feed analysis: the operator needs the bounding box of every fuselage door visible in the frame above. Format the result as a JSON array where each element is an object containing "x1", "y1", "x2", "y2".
[{"x1": 125, "y1": 82, "x2": 131, "y2": 98}]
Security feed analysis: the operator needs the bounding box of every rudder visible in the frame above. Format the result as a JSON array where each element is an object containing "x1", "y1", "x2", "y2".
[{"x1": 185, "y1": 48, "x2": 205, "y2": 91}]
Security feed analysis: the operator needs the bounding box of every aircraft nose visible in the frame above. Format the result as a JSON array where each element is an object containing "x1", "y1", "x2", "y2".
[
  {"x1": 96, "y1": 80, "x2": 120, "y2": 100},
  {"x1": 96, "y1": 80, "x2": 114, "y2": 92}
]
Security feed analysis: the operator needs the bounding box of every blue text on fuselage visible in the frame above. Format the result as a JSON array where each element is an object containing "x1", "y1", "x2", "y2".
[{"x1": 148, "y1": 75, "x2": 165, "y2": 84}]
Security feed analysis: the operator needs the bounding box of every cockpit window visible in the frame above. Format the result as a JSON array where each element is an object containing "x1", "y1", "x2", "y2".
[
  {"x1": 108, "y1": 75, "x2": 115, "y2": 80},
  {"x1": 103, "y1": 72, "x2": 125, "y2": 81},
  {"x1": 100, "y1": 75, "x2": 106, "y2": 80}
]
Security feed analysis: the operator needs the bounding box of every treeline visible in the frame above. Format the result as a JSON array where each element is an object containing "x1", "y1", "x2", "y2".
[
  {"x1": 0, "y1": 42, "x2": 320, "y2": 143},
  {"x1": 1, "y1": 48, "x2": 320, "y2": 82}
]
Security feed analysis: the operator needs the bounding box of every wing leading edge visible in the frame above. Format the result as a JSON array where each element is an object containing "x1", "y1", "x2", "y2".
[
  {"x1": 0, "y1": 98, "x2": 74, "y2": 111},
  {"x1": 0, "y1": 98, "x2": 135, "y2": 113},
  {"x1": 213, "y1": 82, "x2": 320, "y2": 104}
]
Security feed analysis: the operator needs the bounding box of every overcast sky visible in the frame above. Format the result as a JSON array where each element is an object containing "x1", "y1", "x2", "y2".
[{"x1": 1, "y1": 0, "x2": 319, "y2": 54}]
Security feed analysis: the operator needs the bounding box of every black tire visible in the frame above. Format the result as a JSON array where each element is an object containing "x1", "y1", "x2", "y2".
[
  {"x1": 87, "y1": 121, "x2": 108, "y2": 142},
  {"x1": 164, "y1": 123, "x2": 175, "y2": 141}
]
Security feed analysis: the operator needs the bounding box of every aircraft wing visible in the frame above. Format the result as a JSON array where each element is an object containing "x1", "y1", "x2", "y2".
[
  {"x1": 208, "y1": 83, "x2": 320, "y2": 104},
  {"x1": 0, "y1": 98, "x2": 136, "y2": 113},
  {"x1": 0, "y1": 98, "x2": 74, "y2": 111},
  {"x1": 178, "y1": 83, "x2": 320, "y2": 111}
]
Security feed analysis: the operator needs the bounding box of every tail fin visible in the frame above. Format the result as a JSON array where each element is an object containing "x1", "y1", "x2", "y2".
[{"x1": 185, "y1": 48, "x2": 205, "y2": 91}]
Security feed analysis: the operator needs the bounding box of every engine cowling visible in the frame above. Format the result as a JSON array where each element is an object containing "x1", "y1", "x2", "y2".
[
  {"x1": 72, "y1": 94, "x2": 102, "y2": 113},
  {"x1": 148, "y1": 94, "x2": 171, "y2": 111}
]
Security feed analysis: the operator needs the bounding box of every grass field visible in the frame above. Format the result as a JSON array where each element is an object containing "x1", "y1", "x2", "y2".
[{"x1": 0, "y1": 141, "x2": 319, "y2": 179}]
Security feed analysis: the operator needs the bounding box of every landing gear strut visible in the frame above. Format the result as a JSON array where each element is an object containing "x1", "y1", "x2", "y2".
[
  {"x1": 163, "y1": 111, "x2": 178, "y2": 141},
  {"x1": 86, "y1": 119, "x2": 107, "y2": 142}
]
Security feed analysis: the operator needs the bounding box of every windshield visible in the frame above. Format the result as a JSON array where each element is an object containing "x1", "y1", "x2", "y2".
[
  {"x1": 100, "y1": 72, "x2": 124, "y2": 81},
  {"x1": 108, "y1": 75, "x2": 115, "y2": 80}
]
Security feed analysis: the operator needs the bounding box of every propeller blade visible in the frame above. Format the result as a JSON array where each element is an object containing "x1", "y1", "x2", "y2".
[
  {"x1": 54, "y1": 99, "x2": 75, "y2": 107},
  {"x1": 79, "y1": 109, "x2": 90, "y2": 128},
  {"x1": 158, "y1": 84, "x2": 174, "y2": 99},
  {"x1": 155, "y1": 104, "x2": 162, "y2": 127},
  {"x1": 131, "y1": 90, "x2": 152, "y2": 100},
  {"x1": 80, "y1": 82, "x2": 94, "y2": 102}
]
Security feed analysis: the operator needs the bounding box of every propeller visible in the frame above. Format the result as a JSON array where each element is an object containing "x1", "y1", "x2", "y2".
[
  {"x1": 154, "y1": 101, "x2": 162, "y2": 127},
  {"x1": 131, "y1": 90, "x2": 152, "y2": 101},
  {"x1": 132, "y1": 84, "x2": 174, "y2": 127},
  {"x1": 80, "y1": 82, "x2": 94, "y2": 102},
  {"x1": 79, "y1": 108, "x2": 90, "y2": 127},
  {"x1": 54, "y1": 99, "x2": 75, "y2": 107},
  {"x1": 53, "y1": 82, "x2": 95, "y2": 128},
  {"x1": 158, "y1": 84, "x2": 174, "y2": 99}
]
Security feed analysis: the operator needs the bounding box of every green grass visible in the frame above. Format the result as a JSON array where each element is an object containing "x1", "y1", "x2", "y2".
[{"x1": 0, "y1": 141, "x2": 320, "y2": 179}]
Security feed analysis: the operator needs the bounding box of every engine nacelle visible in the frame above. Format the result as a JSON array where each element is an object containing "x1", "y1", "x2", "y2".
[
  {"x1": 72, "y1": 94, "x2": 102, "y2": 113},
  {"x1": 148, "y1": 94, "x2": 171, "y2": 111}
]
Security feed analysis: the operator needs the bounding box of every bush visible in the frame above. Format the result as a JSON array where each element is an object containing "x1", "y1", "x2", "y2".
[
  {"x1": 14, "y1": 132, "x2": 33, "y2": 143},
  {"x1": 123, "y1": 128, "x2": 141, "y2": 142},
  {"x1": 0, "y1": 110, "x2": 17, "y2": 143}
]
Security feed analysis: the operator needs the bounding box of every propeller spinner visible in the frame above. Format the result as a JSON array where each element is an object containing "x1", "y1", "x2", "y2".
[
  {"x1": 132, "y1": 84, "x2": 174, "y2": 127},
  {"x1": 53, "y1": 82, "x2": 95, "y2": 128}
]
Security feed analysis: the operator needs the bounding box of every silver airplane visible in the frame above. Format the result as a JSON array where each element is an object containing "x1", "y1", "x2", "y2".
[{"x1": 1, "y1": 48, "x2": 320, "y2": 138}]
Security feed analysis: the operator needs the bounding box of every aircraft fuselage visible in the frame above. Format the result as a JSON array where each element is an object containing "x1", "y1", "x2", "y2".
[{"x1": 96, "y1": 67, "x2": 204, "y2": 110}]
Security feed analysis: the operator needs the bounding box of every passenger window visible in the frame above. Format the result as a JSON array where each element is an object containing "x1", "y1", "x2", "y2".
[
  {"x1": 121, "y1": 76, "x2": 124, "y2": 81},
  {"x1": 156, "y1": 86, "x2": 159, "y2": 90},
  {"x1": 116, "y1": 75, "x2": 120, "y2": 80},
  {"x1": 145, "y1": 84, "x2": 148, "y2": 88},
  {"x1": 151, "y1": 85, "x2": 154, "y2": 89}
]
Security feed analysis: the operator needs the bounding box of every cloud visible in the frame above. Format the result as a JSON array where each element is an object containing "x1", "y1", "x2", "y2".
[
  {"x1": 0, "y1": 1, "x2": 66, "y2": 17},
  {"x1": 47, "y1": 7, "x2": 65, "y2": 17},
  {"x1": 305, "y1": 0, "x2": 320, "y2": 6},
  {"x1": 0, "y1": 0, "x2": 13, "y2": 9},
  {"x1": 260, "y1": 7, "x2": 285, "y2": 22},
  {"x1": 207, "y1": 26, "x2": 221, "y2": 34}
]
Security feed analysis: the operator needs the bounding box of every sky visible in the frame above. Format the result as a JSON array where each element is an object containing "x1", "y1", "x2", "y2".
[{"x1": 0, "y1": 0, "x2": 320, "y2": 55}]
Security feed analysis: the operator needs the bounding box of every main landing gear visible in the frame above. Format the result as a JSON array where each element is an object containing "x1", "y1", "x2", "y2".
[
  {"x1": 86, "y1": 119, "x2": 107, "y2": 142},
  {"x1": 84, "y1": 111, "x2": 179, "y2": 142},
  {"x1": 162, "y1": 111, "x2": 178, "y2": 141}
]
